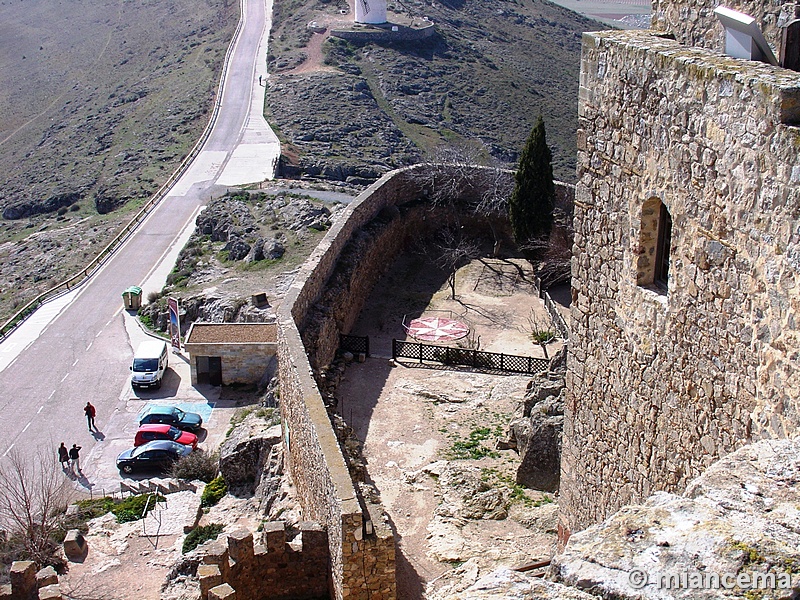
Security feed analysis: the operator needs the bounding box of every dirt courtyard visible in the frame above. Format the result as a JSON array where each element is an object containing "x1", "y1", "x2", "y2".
[{"x1": 335, "y1": 254, "x2": 565, "y2": 599}]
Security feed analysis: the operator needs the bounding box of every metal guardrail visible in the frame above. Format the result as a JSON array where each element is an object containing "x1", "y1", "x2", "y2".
[{"x1": 0, "y1": 0, "x2": 247, "y2": 342}]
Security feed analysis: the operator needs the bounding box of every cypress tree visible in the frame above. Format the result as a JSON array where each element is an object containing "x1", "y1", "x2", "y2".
[{"x1": 509, "y1": 116, "x2": 555, "y2": 246}]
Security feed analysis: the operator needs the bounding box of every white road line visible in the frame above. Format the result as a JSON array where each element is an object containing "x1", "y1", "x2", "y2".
[
  {"x1": 48, "y1": 390, "x2": 55, "y2": 399},
  {"x1": 37, "y1": 405, "x2": 44, "y2": 414},
  {"x1": 2, "y1": 444, "x2": 14, "y2": 457},
  {"x1": 21, "y1": 423, "x2": 30, "y2": 433},
  {"x1": 96, "y1": 331, "x2": 102, "y2": 338},
  {"x1": 60, "y1": 373, "x2": 69, "y2": 382},
  {"x1": 72, "y1": 358, "x2": 79, "y2": 366},
  {"x1": 86, "y1": 341, "x2": 93, "y2": 351}
]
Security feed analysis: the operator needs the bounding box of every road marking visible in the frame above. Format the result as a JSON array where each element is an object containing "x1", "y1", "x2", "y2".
[
  {"x1": 86, "y1": 341, "x2": 93, "y2": 351},
  {"x1": 61, "y1": 373, "x2": 69, "y2": 382},
  {"x1": 2, "y1": 444, "x2": 13, "y2": 457},
  {"x1": 21, "y1": 422, "x2": 30, "y2": 433},
  {"x1": 72, "y1": 358, "x2": 79, "y2": 366},
  {"x1": 37, "y1": 405, "x2": 44, "y2": 414},
  {"x1": 48, "y1": 390, "x2": 55, "y2": 399},
  {"x1": 96, "y1": 331, "x2": 103, "y2": 338}
]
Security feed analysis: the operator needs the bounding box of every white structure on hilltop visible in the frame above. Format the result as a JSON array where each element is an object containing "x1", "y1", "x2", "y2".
[{"x1": 354, "y1": 0, "x2": 387, "y2": 24}]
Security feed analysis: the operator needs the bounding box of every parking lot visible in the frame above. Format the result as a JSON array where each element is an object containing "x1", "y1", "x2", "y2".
[{"x1": 78, "y1": 313, "x2": 240, "y2": 496}]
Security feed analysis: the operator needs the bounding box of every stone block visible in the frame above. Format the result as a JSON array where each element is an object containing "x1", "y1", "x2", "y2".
[
  {"x1": 0, "y1": 585, "x2": 10, "y2": 600},
  {"x1": 63, "y1": 529, "x2": 87, "y2": 561},
  {"x1": 10, "y1": 561, "x2": 37, "y2": 599},
  {"x1": 201, "y1": 541, "x2": 229, "y2": 568},
  {"x1": 38, "y1": 584, "x2": 62, "y2": 600},
  {"x1": 262, "y1": 521, "x2": 286, "y2": 553},
  {"x1": 199, "y1": 564, "x2": 223, "y2": 598},
  {"x1": 227, "y1": 529, "x2": 254, "y2": 563},
  {"x1": 36, "y1": 565, "x2": 59, "y2": 587},
  {"x1": 209, "y1": 583, "x2": 237, "y2": 600}
]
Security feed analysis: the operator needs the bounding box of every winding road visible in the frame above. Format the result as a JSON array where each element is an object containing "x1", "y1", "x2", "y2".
[{"x1": 0, "y1": 0, "x2": 280, "y2": 489}]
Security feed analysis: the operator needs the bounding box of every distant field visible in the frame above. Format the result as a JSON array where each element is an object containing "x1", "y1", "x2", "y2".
[{"x1": 547, "y1": 0, "x2": 651, "y2": 28}]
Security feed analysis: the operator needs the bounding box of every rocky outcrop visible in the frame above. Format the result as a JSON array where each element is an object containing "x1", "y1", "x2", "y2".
[
  {"x1": 219, "y1": 416, "x2": 282, "y2": 498},
  {"x1": 508, "y1": 348, "x2": 566, "y2": 492},
  {"x1": 432, "y1": 568, "x2": 599, "y2": 600},
  {"x1": 553, "y1": 439, "x2": 800, "y2": 599}
]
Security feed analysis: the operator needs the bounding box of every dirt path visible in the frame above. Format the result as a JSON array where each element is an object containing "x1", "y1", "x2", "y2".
[{"x1": 336, "y1": 256, "x2": 562, "y2": 598}]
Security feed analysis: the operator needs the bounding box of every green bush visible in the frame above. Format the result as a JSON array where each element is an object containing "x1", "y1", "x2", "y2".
[
  {"x1": 169, "y1": 449, "x2": 219, "y2": 483},
  {"x1": 182, "y1": 523, "x2": 224, "y2": 554},
  {"x1": 76, "y1": 497, "x2": 117, "y2": 520},
  {"x1": 201, "y1": 476, "x2": 227, "y2": 508},
  {"x1": 111, "y1": 493, "x2": 165, "y2": 524}
]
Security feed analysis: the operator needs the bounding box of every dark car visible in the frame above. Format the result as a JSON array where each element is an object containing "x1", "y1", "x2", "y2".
[
  {"x1": 116, "y1": 440, "x2": 193, "y2": 474},
  {"x1": 134, "y1": 424, "x2": 198, "y2": 450},
  {"x1": 138, "y1": 405, "x2": 203, "y2": 432}
]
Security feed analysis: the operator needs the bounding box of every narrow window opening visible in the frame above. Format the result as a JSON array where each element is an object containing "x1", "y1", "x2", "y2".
[
  {"x1": 637, "y1": 197, "x2": 672, "y2": 294},
  {"x1": 654, "y1": 203, "x2": 672, "y2": 290}
]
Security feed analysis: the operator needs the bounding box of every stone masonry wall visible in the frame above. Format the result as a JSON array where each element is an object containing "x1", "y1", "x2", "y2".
[
  {"x1": 186, "y1": 342, "x2": 277, "y2": 385},
  {"x1": 198, "y1": 525, "x2": 329, "y2": 600},
  {"x1": 277, "y1": 165, "x2": 569, "y2": 599},
  {"x1": 561, "y1": 28, "x2": 800, "y2": 537},
  {"x1": 651, "y1": 0, "x2": 800, "y2": 54}
]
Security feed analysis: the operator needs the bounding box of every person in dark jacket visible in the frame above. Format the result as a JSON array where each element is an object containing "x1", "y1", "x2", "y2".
[
  {"x1": 68, "y1": 444, "x2": 82, "y2": 474},
  {"x1": 84, "y1": 402, "x2": 96, "y2": 432},
  {"x1": 58, "y1": 442, "x2": 69, "y2": 470}
]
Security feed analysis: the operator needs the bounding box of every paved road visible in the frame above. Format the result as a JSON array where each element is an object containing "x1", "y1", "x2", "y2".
[{"x1": 0, "y1": 0, "x2": 279, "y2": 493}]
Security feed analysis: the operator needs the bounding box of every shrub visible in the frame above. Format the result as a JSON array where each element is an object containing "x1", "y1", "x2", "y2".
[
  {"x1": 57, "y1": 206, "x2": 68, "y2": 216},
  {"x1": 146, "y1": 290, "x2": 161, "y2": 304},
  {"x1": 182, "y1": 523, "x2": 223, "y2": 554},
  {"x1": 69, "y1": 203, "x2": 80, "y2": 212},
  {"x1": 111, "y1": 493, "x2": 165, "y2": 523},
  {"x1": 201, "y1": 476, "x2": 227, "y2": 508},
  {"x1": 169, "y1": 449, "x2": 219, "y2": 483}
]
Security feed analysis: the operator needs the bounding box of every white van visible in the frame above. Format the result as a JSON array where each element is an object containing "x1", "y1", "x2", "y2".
[{"x1": 130, "y1": 340, "x2": 169, "y2": 389}]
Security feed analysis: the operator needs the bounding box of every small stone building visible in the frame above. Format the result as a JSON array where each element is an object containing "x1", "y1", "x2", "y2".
[{"x1": 184, "y1": 322, "x2": 277, "y2": 386}]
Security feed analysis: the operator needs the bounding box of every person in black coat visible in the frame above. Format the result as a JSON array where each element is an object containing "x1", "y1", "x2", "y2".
[
  {"x1": 68, "y1": 444, "x2": 82, "y2": 474},
  {"x1": 58, "y1": 443, "x2": 69, "y2": 470}
]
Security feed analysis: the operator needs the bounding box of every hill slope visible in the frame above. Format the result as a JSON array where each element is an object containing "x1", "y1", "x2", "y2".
[
  {"x1": 0, "y1": 0, "x2": 236, "y2": 322},
  {"x1": 265, "y1": 0, "x2": 605, "y2": 182}
]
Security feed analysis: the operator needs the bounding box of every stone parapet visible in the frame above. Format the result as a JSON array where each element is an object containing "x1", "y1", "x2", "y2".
[
  {"x1": 198, "y1": 523, "x2": 329, "y2": 600},
  {"x1": 563, "y1": 28, "x2": 800, "y2": 538}
]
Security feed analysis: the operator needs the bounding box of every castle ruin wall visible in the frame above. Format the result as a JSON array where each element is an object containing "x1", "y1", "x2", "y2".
[
  {"x1": 651, "y1": 0, "x2": 800, "y2": 54},
  {"x1": 562, "y1": 28, "x2": 800, "y2": 537}
]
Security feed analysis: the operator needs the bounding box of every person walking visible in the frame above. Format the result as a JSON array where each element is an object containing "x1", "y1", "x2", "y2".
[
  {"x1": 68, "y1": 444, "x2": 82, "y2": 474},
  {"x1": 58, "y1": 442, "x2": 69, "y2": 470},
  {"x1": 84, "y1": 402, "x2": 96, "y2": 432}
]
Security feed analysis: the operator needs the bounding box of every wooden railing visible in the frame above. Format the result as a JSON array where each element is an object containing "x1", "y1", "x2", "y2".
[{"x1": 0, "y1": 0, "x2": 246, "y2": 342}]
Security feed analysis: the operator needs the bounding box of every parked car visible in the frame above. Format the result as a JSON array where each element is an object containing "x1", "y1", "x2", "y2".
[
  {"x1": 138, "y1": 405, "x2": 203, "y2": 432},
  {"x1": 134, "y1": 424, "x2": 198, "y2": 450},
  {"x1": 116, "y1": 440, "x2": 192, "y2": 474}
]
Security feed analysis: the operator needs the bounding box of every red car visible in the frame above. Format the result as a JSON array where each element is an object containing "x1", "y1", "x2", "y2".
[{"x1": 134, "y1": 424, "x2": 198, "y2": 450}]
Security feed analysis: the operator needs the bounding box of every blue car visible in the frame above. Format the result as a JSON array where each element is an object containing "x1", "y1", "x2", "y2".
[
  {"x1": 116, "y1": 440, "x2": 192, "y2": 474},
  {"x1": 138, "y1": 405, "x2": 203, "y2": 432}
]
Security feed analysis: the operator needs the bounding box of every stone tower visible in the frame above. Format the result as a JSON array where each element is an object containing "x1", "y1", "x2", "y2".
[
  {"x1": 354, "y1": 0, "x2": 387, "y2": 25},
  {"x1": 560, "y1": 0, "x2": 800, "y2": 541}
]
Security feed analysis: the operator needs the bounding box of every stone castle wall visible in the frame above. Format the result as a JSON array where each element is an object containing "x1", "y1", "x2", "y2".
[
  {"x1": 561, "y1": 28, "x2": 800, "y2": 536},
  {"x1": 651, "y1": 0, "x2": 800, "y2": 53},
  {"x1": 277, "y1": 165, "x2": 573, "y2": 597},
  {"x1": 198, "y1": 525, "x2": 329, "y2": 600}
]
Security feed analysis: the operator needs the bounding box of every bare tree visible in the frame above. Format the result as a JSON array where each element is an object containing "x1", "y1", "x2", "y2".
[
  {"x1": 520, "y1": 223, "x2": 573, "y2": 289},
  {"x1": 431, "y1": 226, "x2": 481, "y2": 300},
  {"x1": 0, "y1": 448, "x2": 76, "y2": 565}
]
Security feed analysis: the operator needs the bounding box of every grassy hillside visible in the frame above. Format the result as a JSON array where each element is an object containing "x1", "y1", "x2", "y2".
[
  {"x1": 266, "y1": 0, "x2": 605, "y2": 182},
  {"x1": 0, "y1": 0, "x2": 237, "y2": 323}
]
